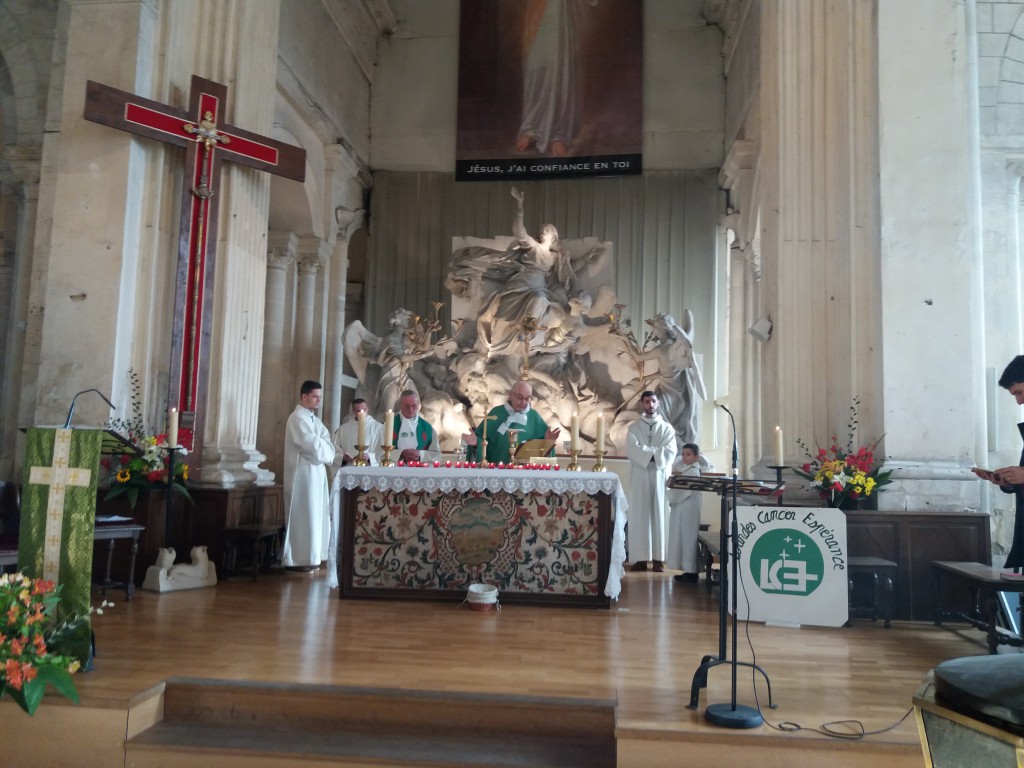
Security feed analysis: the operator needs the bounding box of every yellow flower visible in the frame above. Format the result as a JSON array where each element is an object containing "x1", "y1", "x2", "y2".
[
  {"x1": 116, "y1": 468, "x2": 131, "y2": 483},
  {"x1": 181, "y1": 466, "x2": 189, "y2": 481},
  {"x1": 67, "y1": 660, "x2": 81, "y2": 674}
]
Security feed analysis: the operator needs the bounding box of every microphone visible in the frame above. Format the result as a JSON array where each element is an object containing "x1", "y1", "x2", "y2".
[
  {"x1": 64, "y1": 388, "x2": 116, "y2": 429},
  {"x1": 717, "y1": 402, "x2": 739, "y2": 477}
]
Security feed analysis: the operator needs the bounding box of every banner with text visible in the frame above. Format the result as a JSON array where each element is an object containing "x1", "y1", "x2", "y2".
[
  {"x1": 456, "y1": 0, "x2": 643, "y2": 182},
  {"x1": 732, "y1": 506, "x2": 849, "y2": 628}
]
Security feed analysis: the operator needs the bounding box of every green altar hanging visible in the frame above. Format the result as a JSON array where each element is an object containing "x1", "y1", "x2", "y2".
[{"x1": 19, "y1": 428, "x2": 103, "y2": 665}]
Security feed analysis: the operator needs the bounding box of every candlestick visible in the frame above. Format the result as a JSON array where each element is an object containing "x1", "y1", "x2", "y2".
[
  {"x1": 383, "y1": 410, "x2": 393, "y2": 447},
  {"x1": 566, "y1": 448, "x2": 582, "y2": 472},
  {"x1": 351, "y1": 443, "x2": 370, "y2": 466},
  {"x1": 570, "y1": 412, "x2": 580, "y2": 451},
  {"x1": 357, "y1": 410, "x2": 366, "y2": 447},
  {"x1": 591, "y1": 449, "x2": 607, "y2": 472},
  {"x1": 596, "y1": 415, "x2": 605, "y2": 452},
  {"x1": 380, "y1": 444, "x2": 395, "y2": 467},
  {"x1": 167, "y1": 407, "x2": 179, "y2": 449},
  {"x1": 774, "y1": 425, "x2": 784, "y2": 467}
]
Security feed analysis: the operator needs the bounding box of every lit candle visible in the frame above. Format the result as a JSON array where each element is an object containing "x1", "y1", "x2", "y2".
[
  {"x1": 383, "y1": 410, "x2": 393, "y2": 447},
  {"x1": 167, "y1": 407, "x2": 179, "y2": 449},
  {"x1": 357, "y1": 410, "x2": 366, "y2": 447},
  {"x1": 570, "y1": 412, "x2": 580, "y2": 451},
  {"x1": 774, "y1": 425, "x2": 784, "y2": 466},
  {"x1": 596, "y1": 415, "x2": 605, "y2": 452}
]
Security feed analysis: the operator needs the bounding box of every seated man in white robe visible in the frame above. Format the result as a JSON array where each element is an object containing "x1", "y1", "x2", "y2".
[
  {"x1": 333, "y1": 398, "x2": 382, "y2": 466},
  {"x1": 391, "y1": 390, "x2": 440, "y2": 463},
  {"x1": 281, "y1": 380, "x2": 336, "y2": 571}
]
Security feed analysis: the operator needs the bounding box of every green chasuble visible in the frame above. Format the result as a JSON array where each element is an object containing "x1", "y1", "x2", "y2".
[
  {"x1": 20, "y1": 428, "x2": 103, "y2": 665},
  {"x1": 473, "y1": 405, "x2": 551, "y2": 464}
]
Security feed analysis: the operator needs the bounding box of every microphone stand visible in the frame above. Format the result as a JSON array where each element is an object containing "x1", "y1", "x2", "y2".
[{"x1": 688, "y1": 404, "x2": 775, "y2": 728}]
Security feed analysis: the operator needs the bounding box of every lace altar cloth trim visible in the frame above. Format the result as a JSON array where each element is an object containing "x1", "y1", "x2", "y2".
[{"x1": 334, "y1": 466, "x2": 623, "y2": 498}]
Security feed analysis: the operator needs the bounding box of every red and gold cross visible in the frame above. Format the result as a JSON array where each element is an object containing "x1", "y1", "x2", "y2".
[{"x1": 84, "y1": 75, "x2": 305, "y2": 454}]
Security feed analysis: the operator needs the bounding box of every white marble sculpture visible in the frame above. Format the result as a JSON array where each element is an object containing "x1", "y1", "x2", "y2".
[
  {"x1": 343, "y1": 188, "x2": 706, "y2": 455},
  {"x1": 142, "y1": 545, "x2": 218, "y2": 592}
]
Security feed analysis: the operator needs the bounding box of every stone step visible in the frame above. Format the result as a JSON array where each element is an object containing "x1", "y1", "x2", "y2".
[{"x1": 125, "y1": 676, "x2": 617, "y2": 768}]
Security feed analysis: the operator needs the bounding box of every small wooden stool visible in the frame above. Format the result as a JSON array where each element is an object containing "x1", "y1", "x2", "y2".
[
  {"x1": 221, "y1": 524, "x2": 284, "y2": 580},
  {"x1": 697, "y1": 531, "x2": 721, "y2": 593},
  {"x1": 847, "y1": 556, "x2": 897, "y2": 628}
]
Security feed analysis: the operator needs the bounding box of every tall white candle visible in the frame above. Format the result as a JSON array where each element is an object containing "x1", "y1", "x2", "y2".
[
  {"x1": 357, "y1": 410, "x2": 366, "y2": 446},
  {"x1": 167, "y1": 407, "x2": 178, "y2": 449},
  {"x1": 383, "y1": 410, "x2": 393, "y2": 447},
  {"x1": 774, "y1": 425, "x2": 784, "y2": 466},
  {"x1": 570, "y1": 412, "x2": 580, "y2": 451},
  {"x1": 596, "y1": 415, "x2": 605, "y2": 452}
]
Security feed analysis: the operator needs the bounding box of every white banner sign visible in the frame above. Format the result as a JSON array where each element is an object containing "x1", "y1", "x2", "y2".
[{"x1": 732, "y1": 506, "x2": 849, "y2": 628}]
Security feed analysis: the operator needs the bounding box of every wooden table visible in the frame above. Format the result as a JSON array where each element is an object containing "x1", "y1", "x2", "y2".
[
  {"x1": 932, "y1": 560, "x2": 1024, "y2": 654},
  {"x1": 93, "y1": 523, "x2": 145, "y2": 600}
]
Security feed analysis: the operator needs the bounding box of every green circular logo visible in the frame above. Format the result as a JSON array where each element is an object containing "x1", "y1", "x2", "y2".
[{"x1": 748, "y1": 528, "x2": 824, "y2": 596}]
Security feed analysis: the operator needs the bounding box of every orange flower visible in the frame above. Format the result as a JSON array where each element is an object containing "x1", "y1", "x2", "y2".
[{"x1": 5, "y1": 659, "x2": 24, "y2": 690}]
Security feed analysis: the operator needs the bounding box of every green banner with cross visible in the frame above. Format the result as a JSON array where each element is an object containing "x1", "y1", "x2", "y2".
[{"x1": 20, "y1": 428, "x2": 103, "y2": 664}]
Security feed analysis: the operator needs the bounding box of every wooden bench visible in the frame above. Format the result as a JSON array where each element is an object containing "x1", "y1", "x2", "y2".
[
  {"x1": 933, "y1": 560, "x2": 1024, "y2": 654},
  {"x1": 221, "y1": 523, "x2": 285, "y2": 580},
  {"x1": 847, "y1": 556, "x2": 896, "y2": 628}
]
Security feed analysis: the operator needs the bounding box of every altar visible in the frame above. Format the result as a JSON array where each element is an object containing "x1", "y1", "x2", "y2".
[{"x1": 331, "y1": 466, "x2": 627, "y2": 607}]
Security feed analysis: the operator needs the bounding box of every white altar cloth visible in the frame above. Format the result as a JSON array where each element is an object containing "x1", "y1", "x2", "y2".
[{"x1": 329, "y1": 466, "x2": 628, "y2": 600}]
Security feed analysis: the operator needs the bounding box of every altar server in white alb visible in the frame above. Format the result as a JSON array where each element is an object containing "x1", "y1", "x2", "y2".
[
  {"x1": 667, "y1": 443, "x2": 712, "y2": 583},
  {"x1": 282, "y1": 380, "x2": 336, "y2": 571},
  {"x1": 333, "y1": 398, "x2": 382, "y2": 466},
  {"x1": 626, "y1": 390, "x2": 678, "y2": 572}
]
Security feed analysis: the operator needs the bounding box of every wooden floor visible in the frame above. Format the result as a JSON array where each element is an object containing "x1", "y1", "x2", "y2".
[{"x1": 2, "y1": 568, "x2": 1000, "y2": 766}]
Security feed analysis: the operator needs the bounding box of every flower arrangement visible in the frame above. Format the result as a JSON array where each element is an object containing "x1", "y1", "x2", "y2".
[
  {"x1": 103, "y1": 434, "x2": 191, "y2": 509},
  {"x1": 793, "y1": 399, "x2": 893, "y2": 508},
  {"x1": 103, "y1": 369, "x2": 191, "y2": 509},
  {"x1": 0, "y1": 573, "x2": 81, "y2": 715}
]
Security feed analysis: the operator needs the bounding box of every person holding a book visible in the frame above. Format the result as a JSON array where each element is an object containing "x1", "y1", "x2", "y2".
[
  {"x1": 974, "y1": 355, "x2": 1024, "y2": 569},
  {"x1": 463, "y1": 380, "x2": 560, "y2": 464}
]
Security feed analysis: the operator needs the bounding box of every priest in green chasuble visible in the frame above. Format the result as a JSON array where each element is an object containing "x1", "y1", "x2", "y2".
[
  {"x1": 392, "y1": 390, "x2": 441, "y2": 463},
  {"x1": 464, "y1": 381, "x2": 560, "y2": 464}
]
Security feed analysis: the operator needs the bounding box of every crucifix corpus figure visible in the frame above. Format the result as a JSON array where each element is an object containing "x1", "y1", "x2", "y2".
[{"x1": 83, "y1": 75, "x2": 306, "y2": 459}]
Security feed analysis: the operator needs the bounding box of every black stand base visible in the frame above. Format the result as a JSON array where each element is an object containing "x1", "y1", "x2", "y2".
[
  {"x1": 705, "y1": 702, "x2": 763, "y2": 729},
  {"x1": 688, "y1": 655, "x2": 776, "y2": 711}
]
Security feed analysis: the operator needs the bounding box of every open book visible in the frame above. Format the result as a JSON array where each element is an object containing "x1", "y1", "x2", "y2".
[{"x1": 514, "y1": 439, "x2": 557, "y2": 461}]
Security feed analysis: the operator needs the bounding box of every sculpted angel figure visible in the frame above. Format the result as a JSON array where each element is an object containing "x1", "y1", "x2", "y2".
[{"x1": 618, "y1": 310, "x2": 706, "y2": 444}]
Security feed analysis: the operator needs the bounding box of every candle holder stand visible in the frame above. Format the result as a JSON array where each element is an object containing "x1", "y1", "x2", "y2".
[
  {"x1": 591, "y1": 449, "x2": 608, "y2": 472},
  {"x1": 351, "y1": 444, "x2": 370, "y2": 467},
  {"x1": 767, "y1": 465, "x2": 786, "y2": 502},
  {"x1": 378, "y1": 445, "x2": 395, "y2": 467},
  {"x1": 566, "y1": 449, "x2": 583, "y2": 471}
]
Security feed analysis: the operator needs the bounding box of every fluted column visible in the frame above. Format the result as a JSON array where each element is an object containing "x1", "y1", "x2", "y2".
[
  {"x1": 758, "y1": 1, "x2": 883, "y2": 488},
  {"x1": 163, "y1": 0, "x2": 282, "y2": 486},
  {"x1": 257, "y1": 232, "x2": 297, "y2": 479},
  {"x1": 296, "y1": 236, "x2": 331, "y2": 383}
]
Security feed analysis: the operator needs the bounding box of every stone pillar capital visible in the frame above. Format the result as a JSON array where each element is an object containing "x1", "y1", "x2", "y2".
[
  {"x1": 267, "y1": 231, "x2": 297, "y2": 271},
  {"x1": 296, "y1": 235, "x2": 331, "y2": 274}
]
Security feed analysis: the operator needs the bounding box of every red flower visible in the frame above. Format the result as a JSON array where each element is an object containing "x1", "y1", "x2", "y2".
[{"x1": 31, "y1": 579, "x2": 55, "y2": 596}]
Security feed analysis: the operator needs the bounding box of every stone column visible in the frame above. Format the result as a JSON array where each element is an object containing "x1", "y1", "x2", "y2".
[
  {"x1": 876, "y1": 0, "x2": 986, "y2": 510},
  {"x1": 758, "y1": 1, "x2": 883, "y2": 490},
  {"x1": 163, "y1": 0, "x2": 282, "y2": 486},
  {"x1": 296, "y1": 236, "x2": 331, "y2": 384},
  {"x1": 32, "y1": 0, "x2": 161, "y2": 428},
  {"x1": 257, "y1": 232, "x2": 297, "y2": 480},
  {"x1": 0, "y1": 154, "x2": 40, "y2": 477},
  {"x1": 322, "y1": 145, "x2": 365, "y2": 431}
]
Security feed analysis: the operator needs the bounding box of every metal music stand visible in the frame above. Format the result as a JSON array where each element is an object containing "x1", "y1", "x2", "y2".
[{"x1": 669, "y1": 472, "x2": 783, "y2": 727}]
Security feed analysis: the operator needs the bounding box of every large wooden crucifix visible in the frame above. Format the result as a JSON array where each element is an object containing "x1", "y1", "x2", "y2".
[{"x1": 83, "y1": 75, "x2": 305, "y2": 452}]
